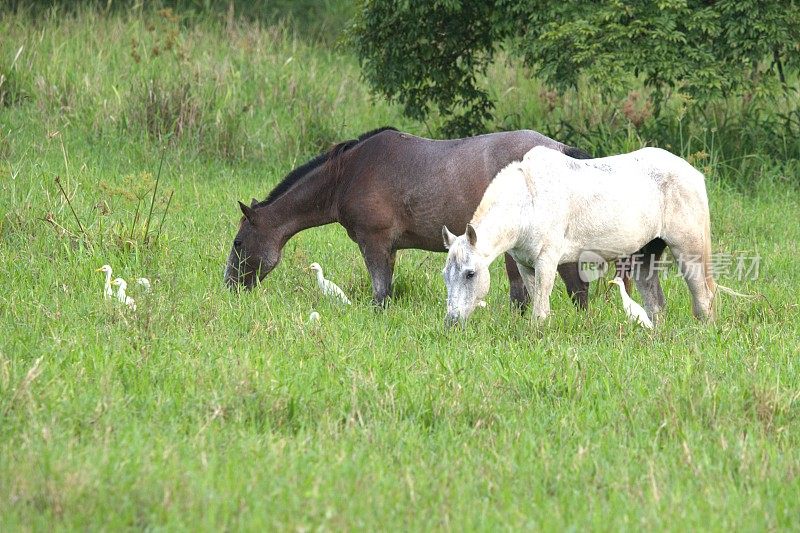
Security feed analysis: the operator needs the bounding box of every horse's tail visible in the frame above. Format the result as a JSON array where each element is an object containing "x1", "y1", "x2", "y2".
[
  {"x1": 701, "y1": 198, "x2": 718, "y2": 320},
  {"x1": 716, "y1": 284, "x2": 757, "y2": 298},
  {"x1": 703, "y1": 209, "x2": 717, "y2": 296},
  {"x1": 704, "y1": 201, "x2": 756, "y2": 303}
]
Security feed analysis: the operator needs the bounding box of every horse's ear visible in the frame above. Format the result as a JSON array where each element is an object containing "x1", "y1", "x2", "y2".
[
  {"x1": 442, "y1": 226, "x2": 456, "y2": 249},
  {"x1": 238, "y1": 200, "x2": 256, "y2": 224},
  {"x1": 250, "y1": 197, "x2": 259, "y2": 208},
  {"x1": 466, "y1": 223, "x2": 477, "y2": 247}
]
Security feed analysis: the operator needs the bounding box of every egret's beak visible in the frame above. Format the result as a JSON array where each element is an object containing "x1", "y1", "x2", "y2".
[{"x1": 95, "y1": 267, "x2": 103, "y2": 272}]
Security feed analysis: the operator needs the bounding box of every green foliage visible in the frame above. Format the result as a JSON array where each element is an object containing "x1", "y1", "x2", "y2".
[
  {"x1": 509, "y1": 0, "x2": 798, "y2": 108},
  {"x1": 351, "y1": 0, "x2": 506, "y2": 136},
  {"x1": 351, "y1": 0, "x2": 800, "y2": 136}
]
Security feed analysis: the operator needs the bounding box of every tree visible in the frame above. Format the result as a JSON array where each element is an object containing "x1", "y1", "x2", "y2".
[{"x1": 350, "y1": 0, "x2": 799, "y2": 136}]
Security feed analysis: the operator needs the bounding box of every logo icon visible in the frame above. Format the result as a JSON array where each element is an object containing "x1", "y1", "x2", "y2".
[{"x1": 578, "y1": 250, "x2": 609, "y2": 282}]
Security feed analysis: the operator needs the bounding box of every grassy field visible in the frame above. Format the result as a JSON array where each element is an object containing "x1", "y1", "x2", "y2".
[{"x1": 2, "y1": 6, "x2": 799, "y2": 531}]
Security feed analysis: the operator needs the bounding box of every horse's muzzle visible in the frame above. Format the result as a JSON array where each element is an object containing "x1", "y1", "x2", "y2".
[
  {"x1": 444, "y1": 312, "x2": 465, "y2": 328},
  {"x1": 225, "y1": 276, "x2": 243, "y2": 290},
  {"x1": 226, "y1": 275, "x2": 258, "y2": 291},
  {"x1": 224, "y1": 265, "x2": 254, "y2": 291}
]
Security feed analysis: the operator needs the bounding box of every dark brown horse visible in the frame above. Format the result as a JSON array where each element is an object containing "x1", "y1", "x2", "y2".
[{"x1": 225, "y1": 127, "x2": 592, "y2": 307}]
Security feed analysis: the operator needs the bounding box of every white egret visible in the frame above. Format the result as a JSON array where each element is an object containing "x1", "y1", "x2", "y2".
[
  {"x1": 608, "y1": 276, "x2": 653, "y2": 329},
  {"x1": 135, "y1": 277, "x2": 151, "y2": 291},
  {"x1": 308, "y1": 263, "x2": 351, "y2": 305},
  {"x1": 111, "y1": 278, "x2": 137, "y2": 311},
  {"x1": 96, "y1": 265, "x2": 114, "y2": 300}
]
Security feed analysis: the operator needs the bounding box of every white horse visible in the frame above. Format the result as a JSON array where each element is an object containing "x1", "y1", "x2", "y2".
[{"x1": 442, "y1": 146, "x2": 718, "y2": 326}]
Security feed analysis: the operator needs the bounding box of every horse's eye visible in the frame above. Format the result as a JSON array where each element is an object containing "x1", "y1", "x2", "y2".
[
  {"x1": 233, "y1": 239, "x2": 242, "y2": 248},
  {"x1": 465, "y1": 270, "x2": 475, "y2": 279}
]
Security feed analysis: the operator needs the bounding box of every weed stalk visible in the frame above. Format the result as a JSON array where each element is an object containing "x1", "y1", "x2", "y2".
[
  {"x1": 153, "y1": 189, "x2": 174, "y2": 246},
  {"x1": 130, "y1": 197, "x2": 142, "y2": 241},
  {"x1": 54, "y1": 175, "x2": 87, "y2": 237},
  {"x1": 143, "y1": 148, "x2": 166, "y2": 243}
]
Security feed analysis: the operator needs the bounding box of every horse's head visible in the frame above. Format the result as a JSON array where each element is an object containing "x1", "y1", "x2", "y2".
[
  {"x1": 442, "y1": 224, "x2": 491, "y2": 326},
  {"x1": 224, "y1": 199, "x2": 282, "y2": 290}
]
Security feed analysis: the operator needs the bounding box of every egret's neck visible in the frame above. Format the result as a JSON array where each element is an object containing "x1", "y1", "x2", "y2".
[
  {"x1": 616, "y1": 284, "x2": 633, "y2": 304},
  {"x1": 103, "y1": 272, "x2": 113, "y2": 299},
  {"x1": 315, "y1": 270, "x2": 326, "y2": 284},
  {"x1": 470, "y1": 171, "x2": 527, "y2": 264}
]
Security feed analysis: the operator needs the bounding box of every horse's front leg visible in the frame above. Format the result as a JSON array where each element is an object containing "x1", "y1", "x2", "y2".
[
  {"x1": 503, "y1": 253, "x2": 530, "y2": 311},
  {"x1": 517, "y1": 260, "x2": 558, "y2": 321},
  {"x1": 358, "y1": 237, "x2": 396, "y2": 307}
]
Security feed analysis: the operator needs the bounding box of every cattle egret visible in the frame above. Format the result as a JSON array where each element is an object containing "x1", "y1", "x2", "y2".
[
  {"x1": 136, "y1": 277, "x2": 151, "y2": 291},
  {"x1": 111, "y1": 278, "x2": 137, "y2": 311},
  {"x1": 96, "y1": 265, "x2": 114, "y2": 300},
  {"x1": 308, "y1": 263, "x2": 351, "y2": 305},
  {"x1": 608, "y1": 276, "x2": 653, "y2": 329}
]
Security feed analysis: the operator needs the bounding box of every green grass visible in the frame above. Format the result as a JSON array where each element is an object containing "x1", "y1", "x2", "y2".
[{"x1": 1, "y1": 7, "x2": 799, "y2": 531}]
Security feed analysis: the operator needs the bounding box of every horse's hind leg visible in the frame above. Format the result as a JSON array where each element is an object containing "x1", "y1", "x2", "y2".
[
  {"x1": 504, "y1": 254, "x2": 529, "y2": 310},
  {"x1": 558, "y1": 262, "x2": 589, "y2": 310},
  {"x1": 631, "y1": 239, "x2": 667, "y2": 324},
  {"x1": 668, "y1": 242, "x2": 714, "y2": 321}
]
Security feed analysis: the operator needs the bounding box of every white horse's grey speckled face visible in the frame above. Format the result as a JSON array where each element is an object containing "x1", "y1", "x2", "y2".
[{"x1": 442, "y1": 225, "x2": 491, "y2": 326}]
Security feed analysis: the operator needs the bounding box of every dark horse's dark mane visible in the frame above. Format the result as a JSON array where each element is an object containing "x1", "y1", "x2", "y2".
[{"x1": 257, "y1": 126, "x2": 397, "y2": 207}]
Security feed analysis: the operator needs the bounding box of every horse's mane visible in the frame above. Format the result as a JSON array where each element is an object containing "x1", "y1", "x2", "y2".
[
  {"x1": 470, "y1": 144, "x2": 590, "y2": 224},
  {"x1": 563, "y1": 145, "x2": 592, "y2": 160},
  {"x1": 470, "y1": 161, "x2": 525, "y2": 225},
  {"x1": 256, "y1": 126, "x2": 397, "y2": 207}
]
